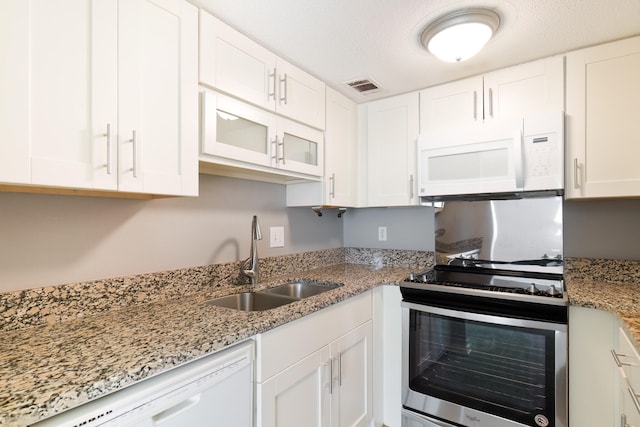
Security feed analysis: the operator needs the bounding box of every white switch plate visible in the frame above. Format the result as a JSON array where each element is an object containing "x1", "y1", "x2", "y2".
[
  {"x1": 378, "y1": 226, "x2": 387, "y2": 241},
  {"x1": 270, "y1": 226, "x2": 285, "y2": 248}
]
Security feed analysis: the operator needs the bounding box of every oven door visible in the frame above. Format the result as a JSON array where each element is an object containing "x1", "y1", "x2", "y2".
[{"x1": 402, "y1": 301, "x2": 567, "y2": 427}]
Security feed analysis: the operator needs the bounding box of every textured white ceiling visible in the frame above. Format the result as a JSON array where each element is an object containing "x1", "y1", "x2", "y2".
[{"x1": 192, "y1": 0, "x2": 640, "y2": 102}]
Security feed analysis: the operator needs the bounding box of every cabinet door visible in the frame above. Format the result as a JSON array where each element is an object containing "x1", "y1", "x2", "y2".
[
  {"x1": 568, "y1": 306, "x2": 618, "y2": 427},
  {"x1": 258, "y1": 346, "x2": 330, "y2": 427},
  {"x1": 277, "y1": 117, "x2": 323, "y2": 177},
  {"x1": 325, "y1": 88, "x2": 358, "y2": 207},
  {"x1": 276, "y1": 59, "x2": 326, "y2": 130},
  {"x1": 566, "y1": 36, "x2": 640, "y2": 199},
  {"x1": 330, "y1": 321, "x2": 373, "y2": 427},
  {"x1": 483, "y1": 55, "x2": 564, "y2": 121},
  {"x1": 419, "y1": 76, "x2": 483, "y2": 131},
  {"x1": 617, "y1": 328, "x2": 640, "y2": 427},
  {"x1": 118, "y1": 0, "x2": 198, "y2": 196},
  {"x1": 366, "y1": 92, "x2": 419, "y2": 207},
  {"x1": 199, "y1": 10, "x2": 277, "y2": 112},
  {"x1": 0, "y1": 0, "x2": 118, "y2": 190},
  {"x1": 201, "y1": 90, "x2": 277, "y2": 168}
]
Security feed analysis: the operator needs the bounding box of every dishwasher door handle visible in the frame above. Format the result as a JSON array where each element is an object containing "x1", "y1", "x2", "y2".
[{"x1": 152, "y1": 394, "x2": 201, "y2": 425}]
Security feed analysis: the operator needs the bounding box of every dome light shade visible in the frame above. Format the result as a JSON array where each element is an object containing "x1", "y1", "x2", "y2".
[{"x1": 420, "y1": 9, "x2": 500, "y2": 62}]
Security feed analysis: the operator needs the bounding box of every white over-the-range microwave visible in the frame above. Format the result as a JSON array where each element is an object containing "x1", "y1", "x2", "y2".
[{"x1": 417, "y1": 111, "x2": 564, "y2": 199}]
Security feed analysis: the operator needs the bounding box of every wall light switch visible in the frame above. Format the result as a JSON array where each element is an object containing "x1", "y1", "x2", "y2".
[{"x1": 270, "y1": 226, "x2": 285, "y2": 248}]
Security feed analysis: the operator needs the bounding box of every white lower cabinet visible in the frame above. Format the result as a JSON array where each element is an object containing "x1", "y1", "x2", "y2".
[
  {"x1": 613, "y1": 326, "x2": 640, "y2": 427},
  {"x1": 256, "y1": 292, "x2": 373, "y2": 427},
  {"x1": 568, "y1": 306, "x2": 618, "y2": 427}
]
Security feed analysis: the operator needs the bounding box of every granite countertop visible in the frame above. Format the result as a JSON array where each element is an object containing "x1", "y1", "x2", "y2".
[
  {"x1": 566, "y1": 258, "x2": 640, "y2": 347},
  {"x1": 0, "y1": 263, "x2": 410, "y2": 426}
]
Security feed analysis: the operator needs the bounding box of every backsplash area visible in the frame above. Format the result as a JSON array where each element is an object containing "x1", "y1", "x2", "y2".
[{"x1": 0, "y1": 248, "x2": 432, "y2": 332}]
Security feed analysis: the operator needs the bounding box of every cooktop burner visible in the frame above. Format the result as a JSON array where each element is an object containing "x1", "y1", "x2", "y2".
[{"x1": 402, "y1": 267, "x2": 567, "y2": 305}]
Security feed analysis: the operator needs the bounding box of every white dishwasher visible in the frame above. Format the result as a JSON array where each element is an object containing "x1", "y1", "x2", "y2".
[{"x1": 32, "y1": 340, "x2": 254, "y2": 427}]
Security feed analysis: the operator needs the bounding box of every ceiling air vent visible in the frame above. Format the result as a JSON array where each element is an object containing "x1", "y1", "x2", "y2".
[{"x1": 345, "y1": 78, "x2": 381, "y2": 96}]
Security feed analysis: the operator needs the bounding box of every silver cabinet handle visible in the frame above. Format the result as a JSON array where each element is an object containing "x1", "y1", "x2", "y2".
[
  {"x1": 488, "y1": 88, "x2": 494, "y2": 118},
  {"x1": 409, "y1": 174, "x2": 415, "y2": 199},
  {"x1": 131, "y1": 130, "x2": 138, "y2": 178},
  {"x1": 337, "y1": 352, "x2": 342, "y2": 387},
  {"x1": 329, "y1": 357, "x2": 335, "y2": 395},
  {"x1": 473, "y1": 91, "x2": 477, "y2": 120},
  {"x1": 104, "y1": 123, "x2": 112, "y2": 174},
  {"x1": 268, "y1": 69, "x2": 276, "y2": 101},
  {"x1": 279, "y1": 74, "x2": 288, "y2": 105},
  {"x1": 278, "y1": 140, "x2": 285, "y2": 165},
  {"x1": 329, "y1": 173, "x2": 335, "y2": 199},
  {"x1": 573, "y1": 158, "x2": 580, "y2": 189},
  {"x1": 612, "y1": 349, "x2": 634, "y2": 367},
  {"x1": 330, "y1": 356, "x2": 341, "y2": 393},
  {"x1": 271, "y1": 138, "x2": 279, "y2": 166}
]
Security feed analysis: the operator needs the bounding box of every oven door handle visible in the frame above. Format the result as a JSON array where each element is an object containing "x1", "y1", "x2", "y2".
[{"x1": 402, "y1": 301, "x2": 567, "y2": 332}]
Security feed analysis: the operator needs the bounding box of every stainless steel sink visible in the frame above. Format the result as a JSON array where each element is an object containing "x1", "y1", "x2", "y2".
[
  {"x1": 262, "y1": 281, "x2": 341, "y2": 299},
  {"x1": 204, "y1": 292, "x2": 297, "y2": 311},
  {"x1": 204, "y1": 281, "x2": 342, "y2": 311}
]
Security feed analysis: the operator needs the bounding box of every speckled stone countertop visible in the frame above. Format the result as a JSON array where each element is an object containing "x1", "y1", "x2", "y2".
[
  {"x1": 0, "y1": 260, "x2": 417, "y2": 426},
  {"x1": 565, "y1": 257, "x2": 640, "y2": 346}
]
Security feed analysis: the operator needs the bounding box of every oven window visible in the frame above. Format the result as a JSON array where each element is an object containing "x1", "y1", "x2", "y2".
[{"x1": 408, "y1": 310, "x2": 556, "y2": 426}]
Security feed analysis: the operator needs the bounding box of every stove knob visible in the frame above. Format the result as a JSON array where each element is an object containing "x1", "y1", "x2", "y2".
[
  {"x1": 421, "y1": 274, "x2": 428, "y2": 283},
  {"x1": 546, "y1": 285, "x2": 561, "y2": 297},
  {"x1": 409, "y1": 273, "x2": 415, "y2": 281},
  {"x1": 526, "y1": 283, "x2": 538, "y2": 294}
]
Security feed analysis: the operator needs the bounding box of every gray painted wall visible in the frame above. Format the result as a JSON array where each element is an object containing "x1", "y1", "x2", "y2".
[
  {"x1": 564, "y1": 199, "x2": 640, "y2": 260},
  {"x1": 2, "y1": 175, "x2": 640, "y2": 292},
  {"x1": 0, "y1": 175, "x2": 343, "y2": 291},
  {"x1": 342, "y1": 207, "x2": 434, "y2": 251}
]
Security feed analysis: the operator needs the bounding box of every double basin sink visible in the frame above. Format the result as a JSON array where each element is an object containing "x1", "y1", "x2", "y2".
[{"x1": 205, "y1": 281, "x2": 342, "y2": 311}]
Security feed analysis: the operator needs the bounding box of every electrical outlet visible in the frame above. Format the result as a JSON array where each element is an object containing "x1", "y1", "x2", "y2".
[
  {"x1": 378, "y1": 226, "x2": 387, "y2": 241},
  {"x1": 270, "y1": 226, "x2": 285, "y2": 248}
]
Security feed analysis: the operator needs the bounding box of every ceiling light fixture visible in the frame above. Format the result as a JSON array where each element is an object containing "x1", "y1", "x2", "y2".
[{"x1": 420, "y1": 8, "x2": 500, "y2": 63}]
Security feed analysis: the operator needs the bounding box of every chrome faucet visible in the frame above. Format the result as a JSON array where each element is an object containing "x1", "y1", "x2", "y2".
[{"x1": 241, "y1": 215, "x2": 262, "y2": 285}]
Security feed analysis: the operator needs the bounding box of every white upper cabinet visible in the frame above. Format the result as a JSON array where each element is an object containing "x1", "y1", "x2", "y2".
[
  {"x1": 565, "y1": 36, "x2": 640, "y2": 199},
  {"x1": 419, "y1": 56, "x2": 564, "y2": 131},
  {"x1": 201, "y1": 90, "x2": 323, "y2": 179},
  {"x1": 199, "y1": 10, "x2": 276, "y2": 112},
  {"x1": 0, "y1": 0, "x2": 118, "y2": 190},
  {"x1": 0, "y1": 0, "x2": 198, "y2": 196},
  {"x1": 275, "y1": 58, "x2": 326, "y2": 130},
  {"x1": 483, "y1": 55, "x2": 564, "y2": 121},
  {"x1": 199, "y1": 10, "x2": 325, "y2": 130},
  {"x1": 286, "y1": 87, "x2": 358, "y2": 207},
  {"x1": 365, "y1": 92, "x2": 419, "y2": 207},
  {"x1": 419, "y1": 76, "x2": 483, "y2": 129},
  {"x1": 118, "y1": 0, "x2": 198, "y2": 196}
]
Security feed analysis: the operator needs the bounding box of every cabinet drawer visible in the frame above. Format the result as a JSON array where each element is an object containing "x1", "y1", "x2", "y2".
[{"x1": 256, "y1": 291, "x2": 372, "y2": 382}]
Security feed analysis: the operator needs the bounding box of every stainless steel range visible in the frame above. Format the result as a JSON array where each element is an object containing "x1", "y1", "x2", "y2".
[{"x1": 401, "y1": 193, "x2": 568, "y2": 427}]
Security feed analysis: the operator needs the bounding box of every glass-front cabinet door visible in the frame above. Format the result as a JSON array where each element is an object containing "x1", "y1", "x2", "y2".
[
  {"x1": 276, "y1": 117, "x2": 323, "y2": 176},
  {"x1": 201, "y1": 90, "x2": 276, "y2": 167}
]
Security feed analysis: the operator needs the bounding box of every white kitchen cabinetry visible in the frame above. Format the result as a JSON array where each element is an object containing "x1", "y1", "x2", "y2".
[
  {"x1": 613, "y1": 326, "x2": 640, "y2": 427},
  {"x1": 568, "y1": 306, "x2": 618, "y2": 427},
  {"x1": 286, "y1": 87, "x2": 358, "y2": 207},
  {"x1": 365, "y1": 92, "x2": 419, "y2": 207},
  {"x1": 0, "y1": 0, "x2": 198, "y2": 196},
  {"x1": 565, "y1": 36, "x2": 640, "y2": 199},
  {"x1": 199, "y1": 10, "x2": 325, "y2": 130},
  {"x1": 200, "y1": 90, "x2": 323, "y2": 179},
  {"x1": 373, "y1": 285, "x2": 402, "y2": 427},
  {"x1": 419, "y1": 56, "x2": 564, "y2": 130},
  {"x1": 116, "y1": 0, "x2": 198, "y2": 196},
  {"x1": 256, "y1": 292, "x2": 373, "y2": 427}
]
